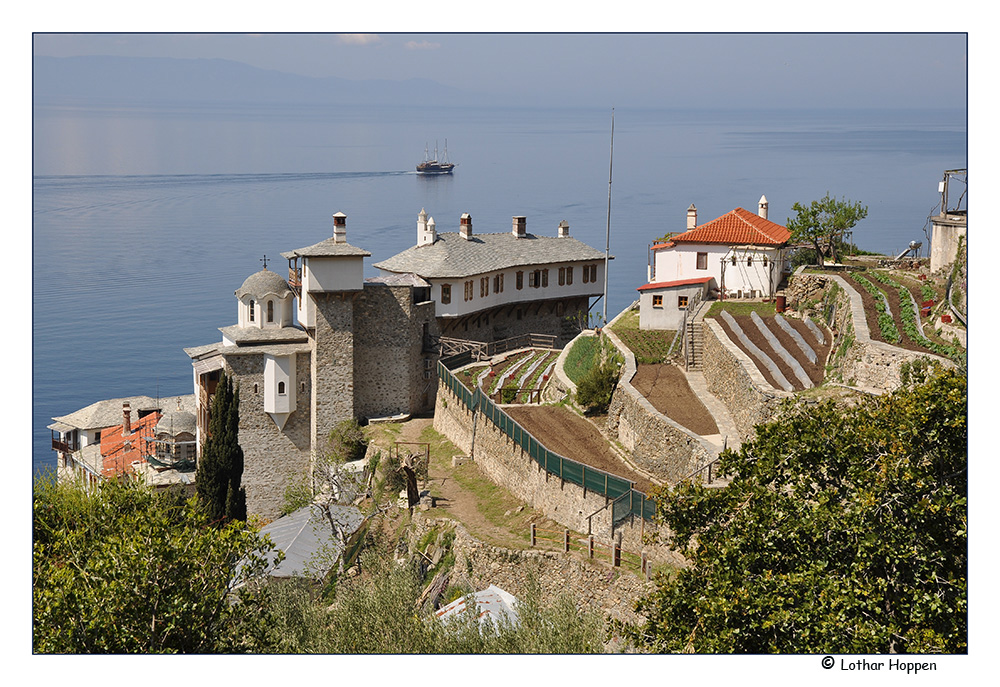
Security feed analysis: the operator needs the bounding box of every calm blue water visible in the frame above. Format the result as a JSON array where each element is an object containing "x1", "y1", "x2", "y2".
[{"x1": 32, "y1": 103, "x2": 966, "y2": 474}]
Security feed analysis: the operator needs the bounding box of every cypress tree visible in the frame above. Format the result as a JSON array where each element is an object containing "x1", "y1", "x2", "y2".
[{"x1": 196, "y1": 371, "x2": 247, "y2": 523}]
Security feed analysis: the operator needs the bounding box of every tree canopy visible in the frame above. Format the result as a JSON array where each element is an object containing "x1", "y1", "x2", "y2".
[
  {"x1": 196, "y1": 370, "x2": 246, "y2": 523},
  {"x1": 787, "y1": 193, "x2": 868, "y2": 266},
  {"x1": 33, "y1": 477, "x2": 276, "y2": 653},
  {"x1": 622, "y1": 368, "x2": 967, "y2": 653}
]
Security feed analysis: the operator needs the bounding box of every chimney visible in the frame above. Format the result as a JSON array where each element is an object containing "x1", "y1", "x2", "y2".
[
  {"x1": 758, "y1": 195, "x2": 769, "y2": 220},
  {"x1": 512, "y1": 216, "x2": 527, "y2": 238},
  {"x1": 687, "y1": 204, "x2": 698, "y2": 230},
  {"x1": 417, "y1": 208, "x2": 437, "y2": 246},
  {"x1": 557, "y1": 220, "x2": 570, "y2": 238},
  {"x1": 123, "y1": 402, "x2": 132, "y2": 435},
  {"x1": 332, "y1": 212, "x2": 347, "y2": 244},
  {"x1": 459, "y1": 213, "x2": 473, "y2": 240}
]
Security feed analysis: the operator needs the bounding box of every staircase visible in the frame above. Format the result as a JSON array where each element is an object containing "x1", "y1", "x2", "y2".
[{"x1": 684, "y1": 301, "x2": 708, "y2": 371}]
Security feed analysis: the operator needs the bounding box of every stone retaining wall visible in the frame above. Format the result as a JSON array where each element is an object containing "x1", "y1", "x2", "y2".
[
  {"x1": 701, "y1": 318, "x2": 793, "y2": 442},
  {"x1": 411, "y1": 516, "x2": 660, "y2": 627},
  {"x1": 432, "y1": 379, "x2": 676, "y2": 561}
]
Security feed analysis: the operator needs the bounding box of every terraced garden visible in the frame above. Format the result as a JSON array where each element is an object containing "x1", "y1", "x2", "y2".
[
  {"x1": 456, "y1": 349, "x2": 559, "y2": 404},
  {"x1": 709, "y1": 306, "x2": 832, "y2": 392},
  {"x1": 846, "y1": 268, "x2": 965, "y2": 366}
]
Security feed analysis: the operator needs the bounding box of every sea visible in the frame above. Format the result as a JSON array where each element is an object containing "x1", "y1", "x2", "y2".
[{"x1": 31, "y1": 102, "x2": 967, "y2": 475}]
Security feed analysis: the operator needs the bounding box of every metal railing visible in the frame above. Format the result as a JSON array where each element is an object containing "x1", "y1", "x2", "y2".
[{"x1": 438, "y1": 356, "x2": 657, "y2": 522}]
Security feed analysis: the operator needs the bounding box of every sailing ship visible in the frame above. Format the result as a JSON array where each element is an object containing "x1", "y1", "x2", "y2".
[{"x1": 416, "y1": 140, "x2": 455, "y2": 174}]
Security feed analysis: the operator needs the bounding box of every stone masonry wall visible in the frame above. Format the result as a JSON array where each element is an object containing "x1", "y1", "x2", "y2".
[
  {"x1": 411, "y1": 516, "x2": 659, "y2": 627},
  {"x1": 311, "y1": 293, "x2": 356, "y2": 450},
  {"x1": 433, "y1": 379, "x2": 676, "y2": 562},
  {"x1": 226, "y1": 352, "x2": 312, "y2": 521},
  {"x1": 823, "y1": 275, "x2": 953, "y2": 393},
  {"x1": 603, "y1": 326, "x2": 715, "y2": 484},
  {"x1": 353, "y1": 284, "x2": 440, "y2": 419},
  {"x1": 701, "y1": 318, "x2": 793, "y2": 442}
]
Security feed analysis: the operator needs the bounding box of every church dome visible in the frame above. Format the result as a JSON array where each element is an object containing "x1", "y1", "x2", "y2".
[
  {"x1": 235, "y1": 269, "x2": 292, "y2": 300},
  {"x1": 155, "y1": 409, "x2": 196, "y2": 436}
]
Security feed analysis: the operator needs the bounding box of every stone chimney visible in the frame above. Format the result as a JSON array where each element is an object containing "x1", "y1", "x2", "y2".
[
  {"x1": 459, "y1": 213, "x2": 473, "y2": 240},
  {"x1": 417, "y1": 208, "x2": 437, "y2": 246},
  {"x1": 557, "y1": 220, "x2": 570, "y2": 238},
  {"x1": 512, "y1": 216, "x2": 527, "y2": 238},
  {"x1": 687, "y1": 204, "x2": 698, "y2": 230},
  {"x1": 758, "y1": 195, "x2": 769, "y2": 220},
  {"x1": 123, "y1": 402, "x2": 132, "y2": 435},
  {"x1": 332, "y1": 211, "x2": 347, "y2": 244}
]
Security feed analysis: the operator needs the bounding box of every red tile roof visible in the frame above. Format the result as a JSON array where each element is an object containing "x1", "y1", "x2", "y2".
[
  {"x1": 637, "y1": 276, "x2": 714, "y2": 292},
  {"x1": 658, "y1": 208, "x2": 790, "y2": 247},
  {"x1": 100, "y1": 411, "x2": 160, "y2": 479}
]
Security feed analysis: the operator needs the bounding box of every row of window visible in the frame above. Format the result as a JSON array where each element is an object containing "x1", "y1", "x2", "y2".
[
  {"x1": 248, "y1": 299, "x2": 276, "y2": 323},
  {"x1": 440, "y1": 264, "x2": 599, "y2": 305},
  {"x1": 695, "y1": 252, "x2": 770, "y2": 270},
  {"x1": 652, "y1": 294, "x2": 689, "y2": 309}
]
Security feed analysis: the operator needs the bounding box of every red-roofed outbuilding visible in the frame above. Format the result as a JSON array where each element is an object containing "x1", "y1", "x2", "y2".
[{"x1": 638, "y1": 197, "x2": 792, "y2": 330}]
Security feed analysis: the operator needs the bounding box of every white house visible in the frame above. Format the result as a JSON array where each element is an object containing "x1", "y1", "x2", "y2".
[
  {"x1": 638, "y1": 196, "x2": 791, "y2": 330},
  {"x1": 373, "y1": 210, "x2": 609, "y2": 342}
]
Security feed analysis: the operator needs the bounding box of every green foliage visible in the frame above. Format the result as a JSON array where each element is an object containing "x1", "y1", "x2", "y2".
[
  {"x1": 280, "y1": 473, "x2": 314, "y2": 517},
  {"x1": 575, "y1": 355, "x2": 621, "y2": 415},
  {"x1": 610, "y1": 310, "x2": 677, "y2": 364},
  {"x1": 705, "y1": 301, "x2": 777, "y2": 319},
  {"x1": 621, "y1": 369, "x2": 967, "y2": 654},
  {"x1": 563, "y1": 335, "x2": 600, "y2": 384},
  {"x1": 501, "y1": 386, "x2": 518, "y2": 404},
  {"x1": 787, "y1": 194, "x2": 868, "y2": 265},
  {"x1": 851, "y1": 273, "x2": 901, "y2": 343},
  {"x1": 324, "y1": 540, "x2": 606, "y2": 653},
  {"x1": 196, "y1": 371, "x2": 246, "y2": 524},
  {"x1": 33, "y1": 476, "x2": 277, "y2": 653},
  {"x1": 327, "y1": 418, "x2": 368, "y2": 463}
]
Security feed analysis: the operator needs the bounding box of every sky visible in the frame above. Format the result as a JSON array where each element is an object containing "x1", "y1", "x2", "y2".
[
  {"x1": 12, "y1": 6, "x2": 997, "y2": 680},
  {"x1": 30, "y1": 32, "x2": 968, "y2": 110}
]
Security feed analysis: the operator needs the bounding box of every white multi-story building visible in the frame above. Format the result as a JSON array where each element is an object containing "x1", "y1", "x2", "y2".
[
  {"x1": 374, "y1": 210, "x2": 609, "y2": 342},
  {"x1": 638, "y1": 196, "x2": 791, "y2": 330}
]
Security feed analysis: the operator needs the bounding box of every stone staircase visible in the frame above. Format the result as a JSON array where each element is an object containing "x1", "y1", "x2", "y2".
[{"x1": 684, "y1": 302, "x2": 709, "y2": 371}]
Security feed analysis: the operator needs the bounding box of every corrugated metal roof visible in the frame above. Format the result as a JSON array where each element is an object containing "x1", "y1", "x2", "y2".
[
  {"x1": 435, "y1": 585, "x2": 519, "y2": 627},
  {"x1": 258, "y1": 504, "x2": 365, "y2": 580}
]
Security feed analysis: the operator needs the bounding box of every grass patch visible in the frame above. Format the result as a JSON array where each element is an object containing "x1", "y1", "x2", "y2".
[
  {"x1": 609, "y1": 309, "x2": 676, "y2": 364},
  {"x1": 704, "y1": 301, "x2": 777, "y2": 319},
  {"x1": 563, "y1": 335, "x2": 599, "y2": 384}
]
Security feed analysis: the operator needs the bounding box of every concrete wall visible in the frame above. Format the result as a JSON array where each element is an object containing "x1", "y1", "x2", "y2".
[
  {"x1": 638, "y1": 282, "x2": 709, "y2": 331},
  {"x1": 930, "y1": 215, "x2": 967, "y2": 275}
]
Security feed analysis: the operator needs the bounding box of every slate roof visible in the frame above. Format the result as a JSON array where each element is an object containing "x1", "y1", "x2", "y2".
[
  {"x1": 184, "y1": 341, "x2": 312, "y2": 360},
  {"x1": 51, "y1": 394, "x2": 194, "y2": 432},
  {"x1": 658, "y1": 208, "x2": 791, "y2": 247},
  {"x1": 219, "y1": 324, "x2": 309, "y2": 345},
  {"x1": 373, "y1": 232, "x2": 608, "y2": 279},
  {"x1": 280, "y1": 237, "x2": 371, "y2": 259},
  {"x1": 235, "y1": 269, "x2": 293, "y2": 300}
]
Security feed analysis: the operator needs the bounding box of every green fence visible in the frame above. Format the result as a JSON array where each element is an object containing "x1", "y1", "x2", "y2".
[{"x1": 438, "y1": 357, "x2": 656, "y2": 523}]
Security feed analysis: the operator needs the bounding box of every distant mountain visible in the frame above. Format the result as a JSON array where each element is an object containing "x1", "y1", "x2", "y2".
[{"x1": 33, "y1": 55, "x2": 473, "y2": 107}]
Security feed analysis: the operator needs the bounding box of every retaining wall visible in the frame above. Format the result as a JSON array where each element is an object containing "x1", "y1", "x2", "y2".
[
  {"x1": 602, "y1": 316, "x2": 716, "y2": 484},
  {"x1": 432, "y1": 380, "x2": 675, "y2": 561}
]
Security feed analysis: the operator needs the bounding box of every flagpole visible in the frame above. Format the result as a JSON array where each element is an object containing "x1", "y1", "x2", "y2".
[{"x1": 603, "y1": 108, "x2": 614, "y2": 326}]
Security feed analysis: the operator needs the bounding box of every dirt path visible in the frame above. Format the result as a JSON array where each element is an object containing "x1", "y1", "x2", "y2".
[{"x1": 389, "y1": 418, "x2": 553, "y2": 550}]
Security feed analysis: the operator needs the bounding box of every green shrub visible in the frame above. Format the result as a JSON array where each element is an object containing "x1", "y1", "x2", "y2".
[{"x1": 575, "y1": 358, "x2": 621, "y2": 414}]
